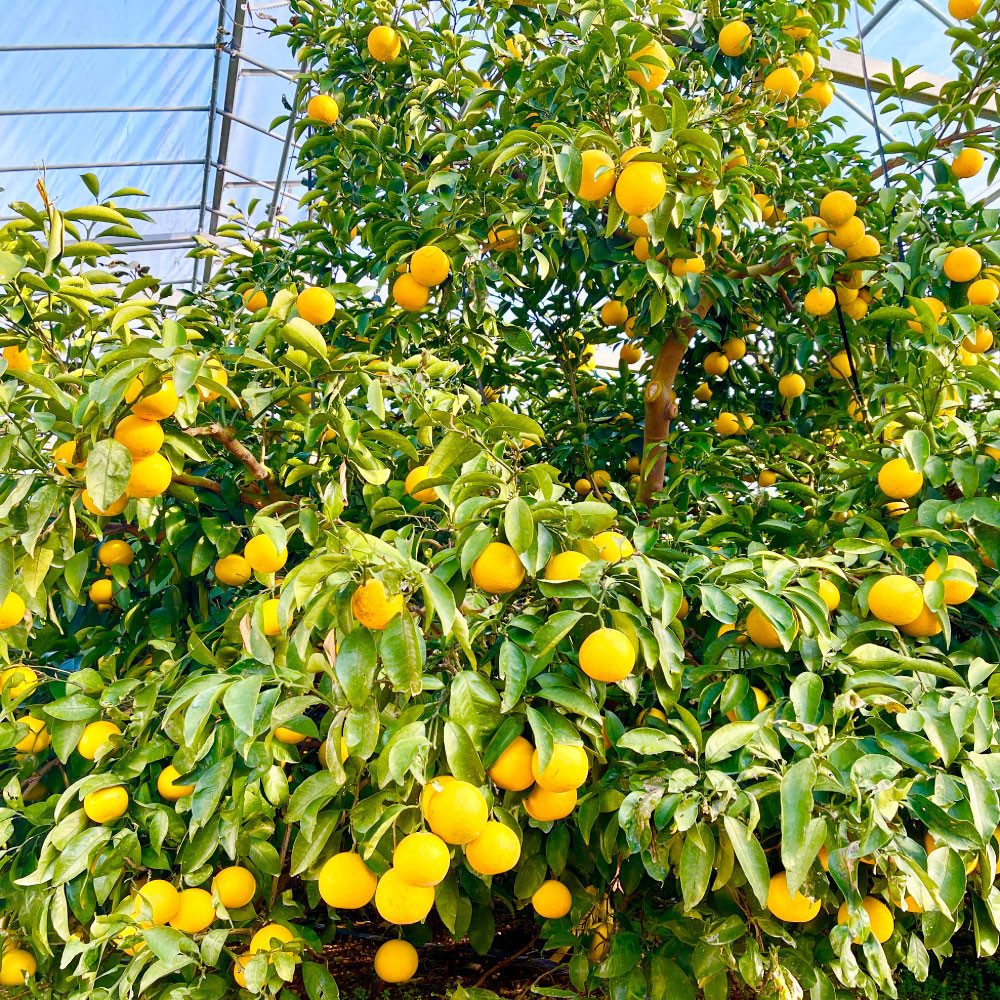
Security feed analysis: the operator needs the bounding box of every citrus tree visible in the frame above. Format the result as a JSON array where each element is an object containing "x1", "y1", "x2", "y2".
[{"x1": 4, "y1": 1, "x2": 1000, "y2": 999}]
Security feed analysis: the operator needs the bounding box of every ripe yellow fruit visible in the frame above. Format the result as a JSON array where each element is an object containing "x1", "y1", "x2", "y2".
[
  {"x1": 374, "y1": 940, "x2": 419, "y2": 983},
  {"x1": 54, "y1": 440, "x2": 84, "y2": 477},
  {"x1": 471, "y1": 542, "x2": 525, "y2": 593},
  {"x1": 819, "y1": 190, "x2": 856, "y2": 227},
  {"x1": 745, "y1": 607, "x2": 781, "y2": 648},
  {"x1": 393, "y1": 832, "x2": 451, "y2": 887},
  {"x1": 615, "y1": 161, "x2": 666, "y2": 217},
  {"x1": 627, "y1": 215, "x2": 649, "y2": 237},
  {"x1": 213, "y1": 866, "x2": 257, "y2": 909},
  {"x1": 963, "y1": 326, "x2": 993, "y2": 353},
  {"x1": 799, "y1": 215, "x2": 828, "y2": 244},
  {"x1": 134, "y1": 880, "x2": 180, "y2": 926},
  {"x1": 466, "y1": 820, "x2": 521, "y2": 875},
  {"x1": 198, "y1": 362, "x2": 229, "y2": 404},
  {"x1": 846, "y1": 234, "x2": 880, "y2": 260},
  {"x1": 694, "y1": 381, "x2": 712, "y2": 401},
  {"x1": 544, "y1": 551, "x2": 590, "y2": 582},
  {"x1": 837, "y1": 896, "x2": 894, "y2": 944},
  {"x1": 967, "y1": 278, "x2": 998, "y2": 306},
  {"x1": 487, "y1": 226, "x2": 518, "y2": 252},
  {"x1": 924, "y1": 554, "x2": 977, "y2": 604},
  {"x1": 2, "y1": 345, "x2": 31, "y2": 372},
  {"x1": 487, "y1": 736, "x2": 535, "y2": 791},
  {"x1": 726, "y1": 686, "x2": 769, "y2": 722},
  {"x1": 758, "y1": 469, "x2": 777, "y2": 488},
  {"x1": 420, "y1": 775, "x2": 456, "y2": 818},
  {"x1": 0, "y1": 591, "x2": 26, "y2": 629},
  {"x1": 703, "y1": 351, "x2": 729, "y2": 376},
  {"x1": 306, "y1": 94, "x2": 339, "y2": 124},
  {"x1": 949, "y1": 0, "x2": 981, "y2": 18},
  {"x1": 575, "y1": 478, "x2": 592, "y2": 497},
  {"x1": 375, "y1": 868, "x2": 435, "y2": 924},
  {"x1": 818, "y1": 579, "x2": 841, "y2": 612},
  {"x1": 404, "y1": 464, "x2": 437, "y2": 502},
  {"x1": 579, "y1": 627, "x2": 635, "y2": 682},
  {"x1": 14, "y1": 716, "x2": 49, "y2": 754},
  {"x1": 244, "y1": 535, "x2": 287, "y2": 574},
  {"x1": 215, "y1": 554, "x2": 252, "y2": 586},
  {"x1": 158, "y1": 764, "x2": 195, "y2": 801},
  {"x1": 97, "y1": 539, "x2": 134, "y2": 568},
  {"x1": 593, "y1": 531, "x2": 633, "y2": 562},
  {"x1": 943, "y1": 246, "x2": 982, "y2": 283},
  {"x1": 532, "y1": 880, "x2": 572, "y2": 919},
  {"x1": 722, "y1": 337, "x2": 746, "y2": 361},
  {"x1": 82, "y1": 489, "x2": 128, "y2": 517},
  {"x1": 714, "y1": 411, "x2": 742, "y2": 436},
  {"x1": 576, "y1": 149, "x2": 616, "y2": 201},
  {"x1": 600, "y1": 300, "x2": 629, "y2": 327},
  {"x1": 128, "y1": 376, "x2": 179, "y2": 420},
  {"x1": 274, "y1": 726, "x2": 307, "y2": 744},
  {"x1": 868, "y1": 575, "x2": 923, "y2": 626},
  {"x1": 351, "y1": 578, "x2": 404, "y2": 629},
  {"x1": 827, "y1": 351, "x2": 854, "y2": 379},
  {"x1": 524, "y1": 785, "x2": 577, "y2": 821},
  {"x1": 620, "y1": 343, "x2": 642, "y2": 365},
  {"x1": 127, "y1": 453, "x2": 172, "y2": 498},
  {"x1": 899, "y1": 602, "x2": 942, "y2": 638},
  {"x1": 169, "y1": 888, "x2": 216, "y2": 934},
  {"x1": 0, "y1": 949, "x2": 36, "y2": 986},
  {"x1": 778, "y1": 373, "x2": 806, "y2": 398},
  {"x1": 114, "y1": 414, "x2": 164, "y2": 459},
  {"x1": 243, "y1": 289, "x2": 268, "y2": 311},
  {"x1": 410, "y1": 246, "x2": 451, "y2": 287},
  {"x1": 924, "y1": 832, "x2": 978, "y2": 873},
  {"x1": 952, "y1": 147, "x2": 984, "y2": 178},
  {"x1": 766, "y1": 872, "x2": 820, "y2": 922},
  {"x1": 427, "y1": 780, "x2": 488, "y2": 844},
  {"x1": 588, "y1": 922, "x2": 612, "y2": 962},
  {"x1": 392, "y1": 273, "x2": 430, "y2": 311},
  {"x1": 89, "y1": 579, "x2": 113, "y2": 605},
  {"x1": 0, "y1": 666, "x2": 36, "y2": 699},
  {"x1": 764, "y1": 66, "x2": 800, "y2": 100},
  {"x1": 368, "y1": 25, "x2": 401, "y2": 62},
  {"x1": 671, "y1": 254, "x2": 705, "y2": 276},
  {"x1": 790, "y1": 50, "x2": 816, "y2": 79},
  {"x1": 84, "y1": 785, "x2": 129, "y2": 823},
  {"x1": 627, "y1": 40, "x2": 672, "y2": 90},
  {"x1": 531, "y1": 744, "x2": 588, "y2": 792},
  {"x1": 878, "y1": 457, "x2": 923, "y2": 499},
  {"x1": 842, "y1": 296, "x2": 868, "y2": 321},
  {"x1": 78, "y1": 720, "x2": 122, "y2": 760},
  {"x1": 907, "y1": 295, "x2": 946, "y2": 331},
  {"x1": 829, "y1": 216, "x2": 866, "y2": 251},
  {"x1": 804, "y1": 287, "x2": 835, "y2": 316},
  {"x1": 718, "y1": 20, "x2": 751, "y2": 56},
  {"x1": 319, "y1": 852, "x2": 378, "y2": 909},
  {"x1": 297, "y1": 286, "x2": 336, "y2": 325},
  {"x1": 249, "y1": 923, "x2": 297, "y2": 957}
]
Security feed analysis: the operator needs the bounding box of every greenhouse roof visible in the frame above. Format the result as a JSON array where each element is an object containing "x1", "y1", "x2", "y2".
[{"x1": 0, "y1": 0, "x2": 990, "y2": 290}]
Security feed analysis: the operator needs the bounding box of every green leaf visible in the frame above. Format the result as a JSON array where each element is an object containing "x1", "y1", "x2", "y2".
[
  {"x1": 504, "y1": 496, "x2": 534, "y2": 554},
  {"x1": 704, "y1": 722, "x2": 756, "y2": 762},
  {"x1": 381, "y1": 609, "x2": 424, "y2": 696},
  {"x1": 722, "y1": 817, "x2": 770, "y2": 908},
  {"x1": 302, "y1": 962, "x2": 340, "y2": 1000},
  {"x1": 335, "y1": 629, "x2": 377, "y2": 708},
  {"x1": 680, "y1": 824, "x2": 715, "y2": 909},
  {"x1": 444, "y1": 720, "x2": 486, "y2": 784},
  {"x1": 85, "y1": 439, "x2": 132, "y2": 512}
]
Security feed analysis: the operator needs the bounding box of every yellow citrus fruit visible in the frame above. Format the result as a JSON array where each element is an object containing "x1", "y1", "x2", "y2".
[
  {"x1": 620, "y1": 343, "x2": 642, "y2": 365},
  {"x1": 704, "y1": 351, "x2": 729, "y2": 376},
  {"x1": 78, "y1": 720, "x2": 122, "y2": 760},
  {"x1": 244, "y1": 535, "x2": 287, "y2": 574},
  {"x1": 593, "y1": 531, "x2": 633, "y2": 562},
  {"x1": 471, "y1": 542, "x2": 525, "y2": 593},
  {"x1": 487, "y1": 736, "x2": 535, "y2": 791},
  {"x1": 374, "y1": 940, "x2": 419, "y2": 983},
  {"x1": 615, "y1": 161, "x2": 666, "y2": 217},
  {"x1": 157, "y1": 764, "x2": 194, "y2": 801},
  {"x1": 375, "y1": 868, "x2": 435, "y2": 924},
  {"x1": 900, "y1": 602, "x2": 942, "y2": 637},
  {"x1": 261, "y1": 598, "x2": 284, "y2": 637},
  {"x1": 82, "y1": 489, "x2": 128, "y2": 517},
  {"x1": 420, "y1": 775, "x2": 455, "y2": 818},
  {"x1": 588, "y1": 923, "x2": 612, "y2": 962},
  {"x1": 232, "y1": 954, "x2": 250, "y2": 987},
  {"x1": 84, "y1": 785, "x2": 129, "y2": 823},
  {"x1": 628, "y1": 214, "x2": 649, "y2": 237},
  {"x1": 213, "y1": 866, "x2": 257, "y2": 909},
  {"x1": 579, "y1": 627, "x2": 635, "y2": 682},
  {"x1": 0, "y1": 666, "x2": 36, "y2": 699},
  {"x1": 14, "y1": 716, "x2": 49, "y2": 754},
  {"x1": 249, "y1": 922, "x2": 297, "y2": 957},
  {"x1": 757, "y1": 469, "x2": 777, "y2": 488},
  {"x1": 531, "y1": 744, "x2": 588, "y2": 793},
  {"x1": 392, "y1": 273, "x2": 430, "y2": 311},
  {"x1": 128, "y1": 376, "x2": 179, "y2": 420},
  {"x1": 790, "y1": 50, "x2": 816, "y2": 79},
  {"x1": 127, "y1": 453, "x2": 172, "y2": 498},
  {"x1": 466, "y1": 820, "x2": 521, "y2": 875},
  {"x1": 764, "y1": 66, "x2": 800, "y2": 99},
  {"x1": 868, "y1": 575, "x2": 923, "y2": 626},
  {"x1": 544, "y1": 551, "x2": 590, "y2": 582},
  {"x1": 351, "y1": 578, "x2": 404, "y2": 629},
  {"x1": 715, "y1": 412, "x2": 741, "y2": 436},
  {"x1": 114, "y1": 414, "x2": 164, "y2": 459},
  {"x1": 134, "y1": 880, "x2": 180, "y2": 925},
  {"x1": 745, "y1": 607, "x2": 781, "y2": 648},
  {"x1": 54, "y1": 440, "x2": 83, "y2": 477},
  {"x1": 393, "y1": 832, "x2": 451, "y2": 887},
  {"x1": 0, "y1": 949, "x2": 36, "y2": 986},
  {"x1": 319, "y1": 852, "x2": 378, "y2": 909},
  {"x1": 600, "y1": 300, "x2": 629, "y2": 327},
  {"x1": 804, "y1": 287, "x2": 835, "y2": 316},
  {"x1": 0, "y1": 592, "x2": 26, "y2": 630},
  {"x1": 847, "y1": 234, "x2": 881, "y2": 260},
  {"x1": 307, "y1": 94, "x2": 339, "y2": 124},
  {"x1": 718, "y1": 20, "x2": 751, "y2": 56},
  {"x1": 243, "y1": 289, "x2": 268, "y2": 311},
  {"x1": 878, "y1": 457, "x2": 923, "y2": 499},
  {"x1": 427, "y1": 780, "x2": 488, "y2": 844},
  {"x1": 778, "y1": 373, "x2": 806, "y2": 398},
  {"x1": 97, "y1": 539, "x2": 134, "y2": 568},
  {"x1": 524, "y1": 785, "x2": 577, "y2": 821},
  {"x1": 952, "y1": 147, "x2": 984, "y2": 178},
  {"x1": 215, "y1": 554, "x2": 252, "y2": 586},
  {"x1": 805, "y1": 79, "x2": 835, "y2": 108},
  {"x1": 963, "y1": 326, "x2": 993, "y2": 352},
  {"x1": 367, "y1": 25, "x2": 401, "y2": 62},
  {"x1": 576, "y1": 149, "x2": 616, "y2": 201},
  {"x1": 169, "y1": 888, "x2": 216, "y2": 934},
  {"x1": 827, "y1": 351, "x2": 854, "y2": 380},
  {"x1": 627, "y1": 40, "x2": 672, "y2": 90},
  {"x1": 817, "y1": 579, "x2": 840, "y2": 612},
  {"x1": 405, "y1": 465, "x2": 437, "y2": 502},
  {"x1": 766, "y1": 872, "x2": 820, "y2": 922},
  {"x1": 722, "y1": 338, "x2": 746, "y2": 361},
  {"x1": 197, "y1": 361, "x2": 228, "y2": 403},
  {"x1": 89, "y1": 579, "x2": 114, "y2": 605},
  {"x1": 410, "y1": 246, "x2": 451, "y2": 287},
  {"x1": 487, "y1": 226, "x2": 518, "y2": 252},
  {"x1": 575, "y1": 478, "x2": 592, "y2": 497},
  {"x1": 907, "y1": 296, "x2": 946, "y2": 331},
  {"x1": 829, "y1": 216, "x2": 866, "y2": 251},
  {"x1": 671, "y1": 254, "x2": 705, "y2": 276},
  {"x1": 967, "y1": 278, "x2": 997, "y2": 306},
  {"x1": 944, "y1": 246, "x2": 982, "y2": 282},
  {"x1": 297, "y1": 286, "x2": 336, "y2": 325},
  {"x1": 274, "y1": 726, "x2": 307, "y2": 744},
  {"x1": 531, "y1": 880, "x2": 572, "y2": 919},
  {"x1": 694, "y1": 381, "x2": 712, "y2": 401},
  {"x1": 725, "y1": 686, "x2": 769, "y2": 722},
  {"x1": 799, "y1": 215, "x2": 827, "y2": 244},
  {"x1": 837, "y1": 896, "x2": 893, "y2": 944},
  {"x1": 2, "y1": 345, "x2": 31, "y2": 372},
  {"x1": 819, "y1": 190, "x2": 856, "y2": 227},
  {"x1": 924, "y1": 554, "x2": 977, "y2": 604}
]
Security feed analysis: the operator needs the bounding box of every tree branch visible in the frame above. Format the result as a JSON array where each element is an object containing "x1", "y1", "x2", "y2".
[{"x1": 184, "y1": 423, "x2": 273, "y2": 482}]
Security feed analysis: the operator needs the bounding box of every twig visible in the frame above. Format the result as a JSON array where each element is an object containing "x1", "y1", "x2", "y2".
[{"x1": 184, "y1": 423, "x2": 273, "y2": 483}]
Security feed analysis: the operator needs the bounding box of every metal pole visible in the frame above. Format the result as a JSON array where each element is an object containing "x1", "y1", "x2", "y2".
[
  {"x1": 859, "y1": 0, "x2": 904, "y2": 37},
  {"x1": 0, "y1": 43, "x2": 216, "y2": 52},
  {"x1": 0, "y1": 106, "x2": 211, "y2": 117},
  {"x1": 910, "y1": 0, "x2": 956, "y2": 28},
  {"x1": 229, "y1": 50, "x2": 297, "y2": 82},
  {"x1": 267, "y1": 80, "x2": 304, "y2": 225},
  {"x1": 219, "y1": 109, "x2": 300, "y2": 144},
  {"x1": 212, "y1": 161, "x2": 299, "y2": 190},
  {"x1": 0, "y1": 159, "x2": 202, "y2": 173}
]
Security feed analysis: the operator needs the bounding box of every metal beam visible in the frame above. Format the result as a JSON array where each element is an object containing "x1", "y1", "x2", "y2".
[
  {"x1": 268, "y1": 80, "x2": 304, "y2": 223},
  {"x1": 212, "y1": 161, "x2": 301, "y2": 190},
  {"x1": 0, "y1": 159, "x2": 202, "y2": 173},
  {"x1": 229, "y1": 49, "x2": 297, "y2": 82},
  {"x1": 859, "y1": 0, "x2": 906, "y2": 37},
  {"x1": 0, "y1": 43, "x2": 215, "y2": 52},
  {"x1": 219, "y1": 109, "x2": 300, "y2": 145},
  {"x1": 0, "y1": 106, "x2": 210, "y2": 117}
]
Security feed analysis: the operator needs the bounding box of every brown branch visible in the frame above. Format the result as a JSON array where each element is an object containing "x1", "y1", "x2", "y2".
[
  {"x1": 21, "y1": 756, "x2": 60, "y2": 795},
  {"x1": 870, "y1": 125, "x2": 995, "y2": 181},
  {"x1": 184, "y1": 423, "x2": 272, "y2": 482}
]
